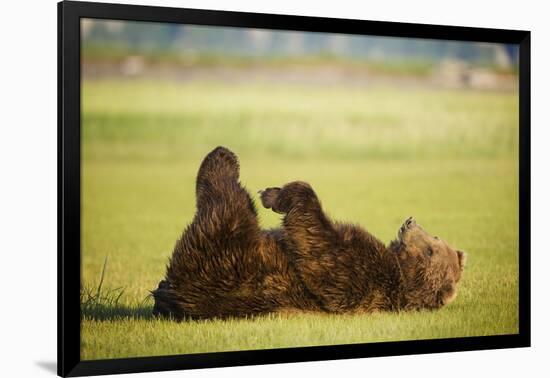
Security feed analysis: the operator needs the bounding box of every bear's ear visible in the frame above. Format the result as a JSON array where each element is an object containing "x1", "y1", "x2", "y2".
[{"x1": 457, "y1": 250, "x2": 467, "y2": 271}]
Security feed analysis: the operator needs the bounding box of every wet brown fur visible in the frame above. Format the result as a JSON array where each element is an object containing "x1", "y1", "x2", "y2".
[{"x1": 153, "y1": 147, "x2": 466, "y2": 320}]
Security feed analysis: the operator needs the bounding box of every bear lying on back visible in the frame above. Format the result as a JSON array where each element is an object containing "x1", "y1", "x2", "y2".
[{"x1": 152, "y1": 147, "x2": 466, "y2": 320}]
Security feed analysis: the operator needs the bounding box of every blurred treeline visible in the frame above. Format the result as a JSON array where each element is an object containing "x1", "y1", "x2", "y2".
[
  {"x1": 81, "y1": 19, "x2": 518, "y2": 90},
  {"x1": 82, "y1": 19, "x2": 517, "y2": 66}
]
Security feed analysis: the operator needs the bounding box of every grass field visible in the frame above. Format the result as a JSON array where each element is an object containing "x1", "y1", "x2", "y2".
[{"x1": 81, "y1": 79, "x2": 519, "y2": 360}]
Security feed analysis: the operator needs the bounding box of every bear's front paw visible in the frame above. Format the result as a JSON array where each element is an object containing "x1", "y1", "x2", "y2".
[{"x1": 258, "y1": 187, "x2": 281, "y2": 211}]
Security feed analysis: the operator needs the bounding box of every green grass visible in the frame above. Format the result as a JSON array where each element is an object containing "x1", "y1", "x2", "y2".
[{"x1": 81, "y1": 78, "x2": 518, "y2": 360}]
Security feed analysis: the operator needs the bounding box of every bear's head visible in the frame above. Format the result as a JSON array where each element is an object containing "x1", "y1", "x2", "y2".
[{"x1": 389, "y1": 217, "x2": 466, "y2": 310}]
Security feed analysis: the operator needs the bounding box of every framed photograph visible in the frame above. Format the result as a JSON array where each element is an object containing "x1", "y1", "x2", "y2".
[{"x1": 58, "y1": 0, "x2": 530, "y2": 376}]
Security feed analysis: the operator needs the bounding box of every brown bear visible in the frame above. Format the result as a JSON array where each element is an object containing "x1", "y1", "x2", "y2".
[{"x1": 152, "y1": 146, "x2": 466, "y2": 320}]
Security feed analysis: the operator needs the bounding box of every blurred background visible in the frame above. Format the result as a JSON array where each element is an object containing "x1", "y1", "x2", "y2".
[
  {"x1": 82, "y1": 19, "x2": 518, "y2": 89},
  {"x1": 81, "y1": 20, "x2": 519, "y2": 161},
  {"x1": 80, "y1": 19, "x2": 519, "y2": 359}
]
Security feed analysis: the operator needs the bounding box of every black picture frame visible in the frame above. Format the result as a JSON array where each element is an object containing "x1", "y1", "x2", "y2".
[{"x1": 58, "y1": 1, "x2": 531, "y2": 376}]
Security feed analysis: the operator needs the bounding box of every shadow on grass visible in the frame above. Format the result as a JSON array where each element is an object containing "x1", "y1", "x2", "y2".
[
  {"x1": 81, "y1": 303, "x2": 155, "y2": 321},
  {"x1": 81, "y1": 256, "x2": 157, "y2": 321}
]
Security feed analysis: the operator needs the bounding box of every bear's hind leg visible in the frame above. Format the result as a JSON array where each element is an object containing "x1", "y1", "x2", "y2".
[
  {"x1": 163, "y1": 147, "x2": 268, "y2": 318},
  {"x1": 196, "y1": 146, "x2": 240, "y2": 204},
  {"x1": 192, "y1": 146, "x2": 259, "y2": 237}
]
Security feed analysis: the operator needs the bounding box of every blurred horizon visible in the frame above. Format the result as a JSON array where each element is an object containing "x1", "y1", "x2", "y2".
[{"x1": 82, "y1": 19, "x2": 518, "y2": 91}]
